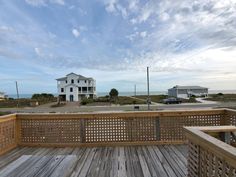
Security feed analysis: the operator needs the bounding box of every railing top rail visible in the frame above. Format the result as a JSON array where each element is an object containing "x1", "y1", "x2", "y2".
[
  {"x1": 225, "y1": 108, "x2": 236, "y2": 113},
  {"x1": 15, "y1": 109, "x2": 226, "y2": 117},
  {"x1": 0, "y1": 114, "x2": 16, "y2": 122},
  {"x1": 191, "y1": 125, "x2": 236, "y2": 132},
  {"x1": 184, "y1": 126, "x2": 236, "y2": 168}
]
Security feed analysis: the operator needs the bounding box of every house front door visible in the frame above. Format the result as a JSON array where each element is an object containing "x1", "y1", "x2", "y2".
[{"x1": 69, "y1": 95, "x2": 74, "y2": 102}]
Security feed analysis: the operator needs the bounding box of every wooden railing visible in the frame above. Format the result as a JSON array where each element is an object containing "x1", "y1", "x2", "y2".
[
  {"x1": 184, "y1": 126, "x2": 236, "y2": 177},
  {"x1": 0, "y1": 114, "x2": 17, "y2": 155},
  {"x1": 0, "y1": 109, "x2": 236, "y2": 153},
  {"x1": 16, "y1": 109, "x2": 226, "y2": 147}
]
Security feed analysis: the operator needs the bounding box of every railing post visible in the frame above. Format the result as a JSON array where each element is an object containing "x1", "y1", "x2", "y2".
[
  {"x1": 80, "y1": 119, "x2": 85, "y2": 143},
  {"x1": 16, "y1": 117, "x2": 21, "y2": 145},
  {"x1": 222, "y1": 109, "x2": 231, "y2": 125},
  {"x1": 219, "y1": 132, "x2": 231, "y2": 144}
]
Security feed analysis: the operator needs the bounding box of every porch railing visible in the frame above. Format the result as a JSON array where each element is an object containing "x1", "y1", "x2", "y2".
[
  {"x1": 184, "y1": 126, "x2": 236, "y2": 177},
  {"x1": 0, "y1": 114, "x2": 17, "y2": 155},
  {"x1": 1, "y1": 109, "x2": 235, "y2": 152},
  {"x1": 1, "y1": 109, "x2": 236, "y2": 175}
]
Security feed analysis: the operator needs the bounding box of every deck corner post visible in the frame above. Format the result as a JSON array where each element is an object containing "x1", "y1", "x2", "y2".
[{"x1": 16, "y1": 116, "x2": 21, "y2": 145}]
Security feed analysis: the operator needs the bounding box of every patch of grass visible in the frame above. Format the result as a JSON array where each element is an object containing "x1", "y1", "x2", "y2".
[
  {"x1": 205, "y1": 94, "x2": 236, "y2": 102},
  {"x1": 134, "y1": 95, "x2": 168, "y2": 103},
  {"x1": 0, "y1": 97, "x2": 57, "y2": 108},
  {"x1": 0, "y1": 112, "x2": 11, "y2": 116},
  {"x1": 116, "y1": 96, "x2": 146, "y2": 105},
  {"x1": 94, "y1": 96, "x2": 110, "y2": 102},
  {"x1": 81, "y1": 96, "x2": 146, "y2": 105},
  {"x1": 0, "y1": 99, "x2": 32, "y2": 108},
  {"x1": 50, "y1": 103, "x2": 66, "y2": 107}
]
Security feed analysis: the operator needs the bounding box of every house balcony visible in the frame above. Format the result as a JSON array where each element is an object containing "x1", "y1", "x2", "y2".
[
  {"x1": 0, "y1": 109, "x2": 235, "y2": 176},
  {"x1": 79, "y1": 91, "x2": 95, "y2": 94}
]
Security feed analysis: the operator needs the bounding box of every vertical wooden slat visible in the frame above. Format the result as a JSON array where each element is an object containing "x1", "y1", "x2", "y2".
[
  {"x1": 80, "y1": 119, "x2": 85, "y2": 143},
  {"x1": 156, "y1": 117, "x2": 160, "y2": 141}
]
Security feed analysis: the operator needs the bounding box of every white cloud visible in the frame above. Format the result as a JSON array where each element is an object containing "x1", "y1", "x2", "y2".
[
  {"x1": 0, "y1": 25, "x2": 14, "y2": 32},
  {"x1": 105, "y1": 0, "x2": 117, "y2": 13},
  {"x1": 140, "y1": 31, "x2": 147, "y2": 38},
  {"x1": 79, "y1": 26, "x2": 87, "y2": 32},
  {"x1": 130, "y1": 18, "x2": 137, "y2": 24},
  {"x1": 51, "y1": 0, "x2": 64, "y2": 5},
  {"x1": 25, "y1": 0, "x2": 46, "y2": 6},
  {"x1": 116, "y1": 4, "x2": 127, "y2": 18},
  {"x1": 25, "y1": 0, "x2": 65, "y2": 6},
  {"x1": 159, "y1": 12, "x2": 170, "y2": 21},
  {"x1": 126, "y1": 31, "x2": 148, "y2": 41},
  {"x1": 104, "y1": 0, "x2": 128, "y2": 19},
  {"x1": 72, "y1": 29, "x2": 80, "y2": 38},
  {"x1": 34, "y1": 47, "x2": 44, "y2": 57},
  {"x1": 129, "y1": 0, "x2": 139, "y2": 11}
]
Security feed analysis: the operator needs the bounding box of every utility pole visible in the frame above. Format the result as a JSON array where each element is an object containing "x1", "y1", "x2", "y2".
[
  {"x1": 134, "y1": 84, "x2": 136, "y2": 96},
  {"x1": 147, "y1": 67, "x2": 150, "y2": 110},
  {"x1": 15, "y1": 81, "x2": 19, "y2": 108}
]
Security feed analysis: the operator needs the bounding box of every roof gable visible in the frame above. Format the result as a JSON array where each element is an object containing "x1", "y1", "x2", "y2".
[{"x1": 56, "y1": 73, "x2": 95, "y2": 81}]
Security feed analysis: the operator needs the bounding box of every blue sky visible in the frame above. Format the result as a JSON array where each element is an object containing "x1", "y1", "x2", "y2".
[{"x1": 0, "y1": 0, "x2": 236, "y2": 94}]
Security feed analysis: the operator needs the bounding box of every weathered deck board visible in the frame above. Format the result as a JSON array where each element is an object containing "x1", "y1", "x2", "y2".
[{"x1": 0, "y1": 145, "x2": 188, "y2": 177}]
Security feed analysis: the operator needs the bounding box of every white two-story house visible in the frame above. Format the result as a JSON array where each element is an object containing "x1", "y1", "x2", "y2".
[{"x1": 56, "y1": 73, "x2": 96, "y2": 102}]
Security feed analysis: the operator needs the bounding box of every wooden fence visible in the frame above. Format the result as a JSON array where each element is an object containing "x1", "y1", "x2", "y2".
[
  {"x1": 0, "y1": 114, "x2": 17, "y2": 155},
  {"x1": 0, "y1": 109, "x2": 236, "y2": 154},
  {"x1": 185, "y1": 126, "x2": 236, "y2": 177}
]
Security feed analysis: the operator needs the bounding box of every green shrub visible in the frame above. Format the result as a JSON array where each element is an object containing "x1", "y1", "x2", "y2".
[
  {"x1": 32, "y1": 93, "x2": 54, "y2": 100},
  {"x1": 217, "y1": 93, "x2": 224, "y2": 96},
  {"x1": 81, "y1": 98, "x2": 94, "y2": 105}
]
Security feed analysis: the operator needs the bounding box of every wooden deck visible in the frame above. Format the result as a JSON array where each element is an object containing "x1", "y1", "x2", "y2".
[{"x1": 0, "y1": 145, "x2": 188, "y2": 177}]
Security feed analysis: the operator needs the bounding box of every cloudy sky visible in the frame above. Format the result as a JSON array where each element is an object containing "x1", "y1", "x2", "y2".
[{"x1": 0, "y1": 0, "x2": 236, "y2": 94}]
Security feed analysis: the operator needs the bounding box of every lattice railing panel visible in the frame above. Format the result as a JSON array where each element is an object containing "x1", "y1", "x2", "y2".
[
  {"x1": 131, "y1": 117, "x2": 157, "y2": 141},
  {"x1": 20, "y1": 119, "x2": 81, "y2": 144},
  {"x1": 186, "y1": 126, "x2": 236, "y2": 177},
  {"x1": 160, "y1": 114, "x2": 223, "y2": 141},
  {"x1": 0, "y1": 115, "x2": 17, "y2": 155},
  {"x1": 187, "y1": 141, "x2": 199, "y2": 177},
  {"x1": 85, "y1": 118, "x2": 129, "y2": 143},
  {"x1": 226, "y1": 110, "x2": 236, "y2": 126},
  {"x1": 84, "y1": 117, "x2": 157, "y2": 143},
  {"x1": 15, "y1": 110, "x2": 228, "y2": 146},
  {"x1": 199, "y1": 146, "x2": 236, "y2": 177}
]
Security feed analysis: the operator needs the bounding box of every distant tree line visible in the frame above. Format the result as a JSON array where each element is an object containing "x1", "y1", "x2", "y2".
[{"x1": 31, "y1": 93, "x2": 55, "y2": 100}]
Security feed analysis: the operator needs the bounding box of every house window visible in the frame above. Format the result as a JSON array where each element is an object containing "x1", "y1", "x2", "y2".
[
  {"x1": 71, "y1": 79, "x2": 74, "y2": 84},
  {"x1": 78, "y1": 80, "x2": 80, "y2": 83},
  {"x1": 70, "y1": 87, "x2": 73, "y2": 92},
  {"x1": 65, "y1": 80, "x2": 67, "y2": 83},
  {"x1": 61, "y1": 88, "x2": 64, "y2": 92},
  {"x1": 85, "y1": 80, "x2": 87, "y2": 83}
]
